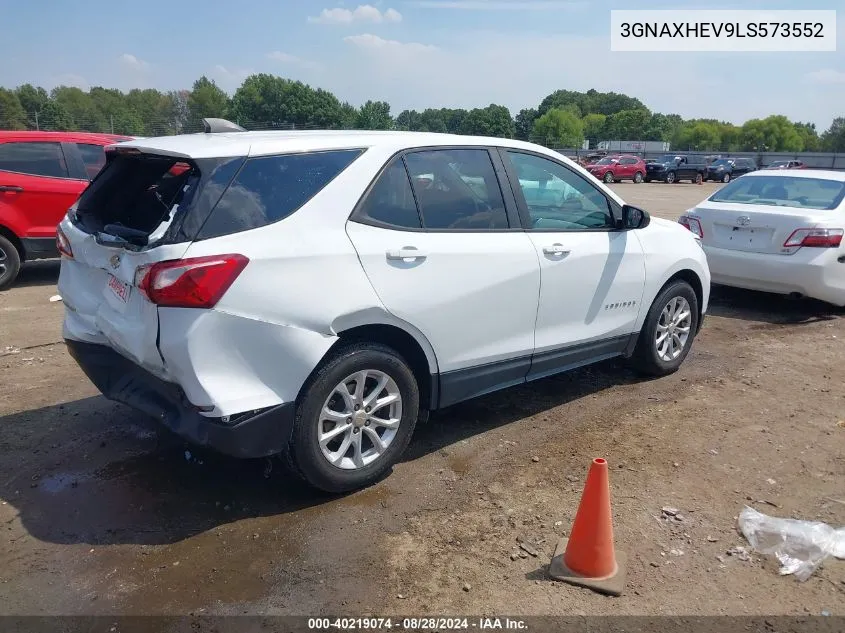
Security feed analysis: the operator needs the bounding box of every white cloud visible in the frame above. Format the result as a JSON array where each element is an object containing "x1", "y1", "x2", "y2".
[
  {"x1": 119, "y1": 53, "x2": 150, "y2": 71},
  {"x1": 308, "y1": 5, "x2": 402, "y2": 24},
  {"x1": 407, "y1": 1, "x2": 582, "y2": 9},
  {"x1": 805, "y1": 69, "x2": 845, "y2": 85},
  {"x1": 266, "y1": 51, "x2": 322, "y2": 70},
  {"x1": 343, "y1": 33, "x2": 438, "y2": 53},
  {"x1": 212, "y1": 65, "x2": 253, "y2": 90}
]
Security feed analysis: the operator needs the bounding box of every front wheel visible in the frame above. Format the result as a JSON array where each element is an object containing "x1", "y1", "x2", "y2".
[
  {"x1": 722, "y1": 173, "x2": 731, "y2": 183},
  {"x1": 633, "y1": 171, "x2": 644, "y2": 184},
  {"x1": 665, "y1": 171, "x2": 676, "y2": 184},
  {"x1": 603, "y1": 171, "x2": 615, "y2": 184},
  {"x1": 0, "y1": 235, "x2": 22, "y2": 291},
  {"x1": 287, "y1": 342, "x2": 420, "y2": 493},
  {"x1": 629, "y1": 280, "x2": 699, "y2": 377},
  {"x1": 693, "y1": 173, "x2": 703, "y2": 184}
]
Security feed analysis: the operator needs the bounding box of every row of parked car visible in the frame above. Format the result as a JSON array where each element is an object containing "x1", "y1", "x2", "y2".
[{"x1": 580, "y1": 153, "x2": 807, "y2": 185}]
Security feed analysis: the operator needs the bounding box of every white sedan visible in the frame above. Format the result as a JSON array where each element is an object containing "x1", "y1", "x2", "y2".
[{"x1": 678, "y1": 170, "x2": 845, "y2": 306}]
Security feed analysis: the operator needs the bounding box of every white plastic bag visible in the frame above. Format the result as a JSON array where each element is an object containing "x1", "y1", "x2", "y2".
[{"x1": 738, "y1": 506, "x2": 845, "y2": 581}]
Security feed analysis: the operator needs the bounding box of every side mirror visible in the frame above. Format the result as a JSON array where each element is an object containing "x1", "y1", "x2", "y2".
[{"x1": 621, "y1": 204, "x2": 650, "y2": 230}]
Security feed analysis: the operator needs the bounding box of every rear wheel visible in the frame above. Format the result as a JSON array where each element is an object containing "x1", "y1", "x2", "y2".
[
  {"x1": 287, "y1": 342, "x2": 420, "y2": 493},
  {"x1": 0, "y1": 235, "x2": 21, "y2": 291},
  {"x1": 629, "y1": 280, "x2": 699, "y2": 377},
  {"x1": 693, "y1": 173, "x2": 703, "y2": 184},
  {"x1": 722, "y1": 173, "x2": 731, "y2": 183},
  {"x1": 603, "y1": 171, "x2": 615, "y2": 184},
  {"x1": 633, "y1": 171, "x2": 643, "y2": 184}
]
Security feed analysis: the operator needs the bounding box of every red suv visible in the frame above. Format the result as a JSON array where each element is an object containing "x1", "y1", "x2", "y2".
[
  {"x1": 585, "y1": 154, "x2": 647, "y2": 184},
  {"x1": 0, "y1": 131, "x2": 132, "y2": 289}
]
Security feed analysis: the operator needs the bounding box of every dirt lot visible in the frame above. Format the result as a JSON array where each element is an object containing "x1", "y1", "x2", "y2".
[{"x1": 1, "y1": 181, "x2": 843, "y2": 617}]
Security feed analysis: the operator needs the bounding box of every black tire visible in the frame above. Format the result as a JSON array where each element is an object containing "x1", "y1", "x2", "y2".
[
  {"x1": 644, "y1": 177, "x2": 652, "y2": 183},
  {"x1": 633, "y1": 171, "x2": 643, "y2": 184},
  {"x1": 603, "y1": 171, "x2": 615, "y2": 184},
  {"x1": 286, "y1": 342, "x2": 420, "y2": 493},
  {"x1": 629, "y1": 280, "x2": 699, "y2": 377},
  {"x1": 0, "y1": 234, "x2": 22, "y2": 291},
  {"x1": 722, "y1": 173, "x2": 731, "y2": 183},
  {"x1": 693, "y1": 173, "x2": 703, "y2": 185},
  {"x1": 665, "y1": 171, "x2": 676, "y2": 184}
]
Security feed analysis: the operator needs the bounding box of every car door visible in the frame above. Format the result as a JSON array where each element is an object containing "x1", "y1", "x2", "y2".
[
  {"x1": 0, "y1": 140, "x2": 87, "y2": 239},
  {"x1": 345, "y1": 147, "x2": 541, "y2": 406},
  {"x1": 498, "y1": 148, "x2": 647, "y2": 381},
  {"x1": 618, "y1": 157, "x2": 635, "y2": 179}
]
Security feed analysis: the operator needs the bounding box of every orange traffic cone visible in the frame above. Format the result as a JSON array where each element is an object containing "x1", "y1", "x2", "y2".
[{"x1": 549, "y1": 458, "x2": 627, "y2": 596}]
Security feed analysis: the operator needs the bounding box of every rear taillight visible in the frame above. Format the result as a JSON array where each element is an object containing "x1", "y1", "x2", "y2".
[
  {"x1": 783, "y1": 228, "x2": 843, "y2": 248},
  {"x1": 135, "y1": 254, "x2": 249, "y2": 309},
  {"x1": 679, "y1": 216, "x2": 703, "y2": 238},
  {"x1": 56, "y1": 226, "x2": 73, "y2": 259}
]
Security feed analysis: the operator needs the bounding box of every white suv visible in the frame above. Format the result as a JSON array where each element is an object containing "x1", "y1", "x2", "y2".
[{"x1": 58, "y1": 122, "x2": 710, "y2": 492}]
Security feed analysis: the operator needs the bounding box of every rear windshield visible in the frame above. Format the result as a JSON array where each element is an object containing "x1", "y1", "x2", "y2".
[
  {"x1": 74, "y1": 153, "x2": 199, "y2": 239},
  {"x1": 708, "y1": 175, "x2": 845, "y2": 210},
  {"x1": 196, "y1": 149, "x2": 364, "y2": 240}
]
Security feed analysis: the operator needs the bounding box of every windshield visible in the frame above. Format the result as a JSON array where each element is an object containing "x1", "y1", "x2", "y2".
[
  {"x1": 768, "y1": 161, "x2": 788, "y2": 167},
  {"x1": 596, "y1": 158, "x2": 616, "y2": 165},
  {"x1": 708, "y1": 175, "x2": 845, "y2": 210},
  {"x1": 711, "y1": 159, "x2": 733, "y2": 166}
]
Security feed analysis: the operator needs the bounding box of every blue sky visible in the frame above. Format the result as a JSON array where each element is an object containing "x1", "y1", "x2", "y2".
[{"x1": 1, "y1": 0, "x2": 843, "y2": 130}]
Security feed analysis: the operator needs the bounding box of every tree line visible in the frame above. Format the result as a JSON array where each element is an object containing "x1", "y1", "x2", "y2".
[{"x1": 1, "y1": 75, "x2": 844, "y2": 153}]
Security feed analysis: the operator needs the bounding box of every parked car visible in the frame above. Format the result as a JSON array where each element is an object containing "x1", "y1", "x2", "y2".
[
  {"x1": 0, "y1": 131, "x2": 133, "y2": 289},
  {"x1": 765, "y1": 160, "x2": 806, "y2": 170},
  {"x1": 59, "y1": 123, "x2": 710, "y2": 492},
  {"x1": 706, "y1": 157, "x2": 757, "y2": 183},
  {"x1": 678, "y1": 170, "x2": 845, "y2": 305},
  {"x1": 645, "y1": 155, "x2": 708, "y2": 184},
  {"x1": 585, "y1": 154, "x2": 648, "y2": 183}
]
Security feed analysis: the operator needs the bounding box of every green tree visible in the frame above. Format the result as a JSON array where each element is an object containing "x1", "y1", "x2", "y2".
[
  {"x1": 740, "y1": 115, "x2": 803, "y2": 151},
  {"x1": 51, "y1": 86, "x2": 106, "y2": 131},
  {"x1": 514, "y1": 108, "x2": 537, "y2": 141},
  {"x1": 458, "y1": 104, "x2": 514, "y2": 138},
  {"x1": 793, "y1": 122, "x2": 821, "y2": 152},
  {"x1": 643, "y1": 113, "x2": 683, "y2": 142},
  {"x1": 821, "y1": 117, "x2": 845, "y2": 152},
  {"x1": 538, "y1": 89, "x2": 646, "y2": 118},
  {"x1": 396, "y1": 109, "x2": 422, "y2": 131},
  {"x1": 339, "y1": 102, "x2": 358, "y2": 129},
  {"x1": 532, "y1": 108, "x2": 584, "y2": 147},
  {"x1": 582, "y1": 113, "x2": 607, "y2": 148},
  {"x1": 37, "y1": 101, "x2": 73, "y2": 131},
  {"x1": 231, "y1": 74, "x2": 345, "y2": 129},
  {"x1": 603, "y1": 108, "x2": 651, "y2": 139},
  {"x1": 126, "y1": 88, "x2": 175, "y2": 136},
  {"x1": 418, "y1": 109, "x2": 448, "y2": 133},
  {"x1": 187, "y1": 76, "x2": 230, "y2": 130},
  {"x1": 356, "y1": 100, "x2": 393, "y2": 130},
  {"x1": 15, "y1": 84, "x2": 49, "y2": 128},
  {"x1": 0, "y1": 88, "x2": 27, "y2": 130}
]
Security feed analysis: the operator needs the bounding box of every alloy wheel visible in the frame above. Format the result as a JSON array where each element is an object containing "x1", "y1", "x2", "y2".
[{"x1": 654, "y1": 296, "x2": 692, "y2": 362}]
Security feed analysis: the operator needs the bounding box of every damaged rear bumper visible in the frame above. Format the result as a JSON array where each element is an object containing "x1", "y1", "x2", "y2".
[{"x1": 65, "y1": 339, "x2": 295, "y2": 459}]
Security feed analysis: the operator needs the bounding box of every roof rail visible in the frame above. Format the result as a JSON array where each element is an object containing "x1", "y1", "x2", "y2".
[{"x1": 202, "y1": 118, "x2": 246, "y2": 133}]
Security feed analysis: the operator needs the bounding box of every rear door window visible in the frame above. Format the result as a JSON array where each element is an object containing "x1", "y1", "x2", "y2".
[
  {"x1": 355, "y1": 158, "x2": 422, "y2": 229},
  {"x1": 403, "y1": 149, "x2": 508, "y2": 230},
  {"x1": 0, "y1": 142, "x2": 69, "y2": 178},
  {"x1": 197, "y1": 149, "x2": 364, "y2": 240},
  {"x1": 77, "y1": 143, "x2": 107, "y2": 179}
]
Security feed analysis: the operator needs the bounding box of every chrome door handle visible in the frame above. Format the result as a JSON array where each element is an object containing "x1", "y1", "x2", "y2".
[
  {"x1": 386, "y1": 247, "x2": 427, "y2": 260},
  {"x1": 542, "y1": 243, "x2": 570, "y2": 255}
]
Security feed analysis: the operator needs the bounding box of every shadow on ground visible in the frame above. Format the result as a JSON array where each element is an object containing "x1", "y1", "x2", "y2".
[
  {"x1": 707, "y1": 285, "x2": 843, "y2": 326},
  {"x1": 0, "y1": 359, "x2": 646, "y2": 548},
  {"x1": 1, "y1": 284, "x2": 830, "y2": 548},
  {"x1": 11, "y1": 260, "x2": 61, "y2": 289}
]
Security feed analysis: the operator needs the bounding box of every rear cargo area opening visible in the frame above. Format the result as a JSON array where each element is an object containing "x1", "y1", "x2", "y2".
[{"x1": 73, "y1": 152, "x2": 198, "y2": 246}]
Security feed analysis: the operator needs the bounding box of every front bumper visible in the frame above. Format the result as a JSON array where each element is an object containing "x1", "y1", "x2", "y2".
[{"x1": 66, "y1": 339, "x2": 296, "y2": 458}]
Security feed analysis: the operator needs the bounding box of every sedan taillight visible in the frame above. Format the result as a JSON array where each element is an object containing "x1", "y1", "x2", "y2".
[
  {"x1": 783, "y1": 228, "x2": 843, "y2": 248},
  {"x1": 679, "y1": 216, "x2": 703, "y2": 238}
]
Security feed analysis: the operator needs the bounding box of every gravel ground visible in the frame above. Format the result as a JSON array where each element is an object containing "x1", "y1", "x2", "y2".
[{"x1": 1, "y1": 181, "x2": 843, "y2": 616}]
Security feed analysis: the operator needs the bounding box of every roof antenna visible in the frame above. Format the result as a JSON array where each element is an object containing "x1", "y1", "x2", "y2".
[{"x1": 202, "y1": 118, "x2": 246, "y2": 133}]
